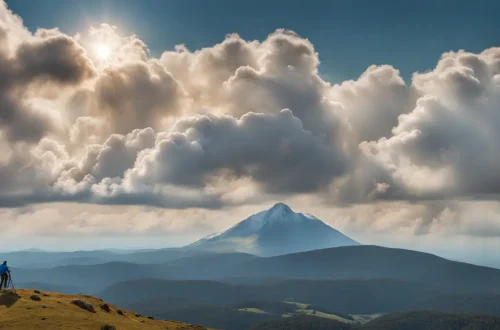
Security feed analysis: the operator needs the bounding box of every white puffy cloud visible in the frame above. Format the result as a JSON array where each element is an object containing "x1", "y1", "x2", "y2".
[
  {"x1": 2, "y1": 0, "x2": 500, "y2": 248},
  {"x1": 330, "y1": 65, "x2": 416, "y2": 144},
  {"x1": 87, "y1": 24, "x2": 149, "y2": 65},
  {"x1": 124, "y1": 110, "x2": 347, "y2": 194},
  {"x1": 361, "y1": 48, "x2": 500, "y2": 200},
  {"x1": 160, "y1": 33, "x2": 259, "y2": 107},
  {"x1": 0, "y1": 110, "x2": 347, "y2": 208}
]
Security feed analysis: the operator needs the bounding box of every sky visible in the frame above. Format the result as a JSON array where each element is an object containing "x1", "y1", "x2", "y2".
[
  {"x1": 7, "y1": 0, "x2": 500, "y2": 83},
  {"x1": 1, "y1": 0, "x2": 500, "y2": 267}
]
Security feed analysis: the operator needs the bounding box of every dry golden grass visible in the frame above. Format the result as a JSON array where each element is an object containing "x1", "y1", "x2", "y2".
[{"x1": 0, "y1": 289, "x2": 212, "y2": 330}]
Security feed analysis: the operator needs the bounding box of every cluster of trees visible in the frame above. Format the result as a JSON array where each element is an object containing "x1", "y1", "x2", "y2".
[
  {"x1": 252, "y1": 315, "x2": 353, "y2": 330},
  {"x1": 252, "y1": 312, "x2": 500, "y2": 330}
]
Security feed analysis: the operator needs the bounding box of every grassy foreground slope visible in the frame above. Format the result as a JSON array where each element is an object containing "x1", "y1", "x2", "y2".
[{"x1": 0, "y1": 289, "x2": 211, "y2": 330}]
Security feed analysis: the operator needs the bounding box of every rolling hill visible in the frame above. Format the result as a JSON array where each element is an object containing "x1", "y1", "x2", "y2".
[
  {"x1": 3, "y1": 248, "x2": 215, "y2": 269},
  {"x1": 14, "y1": 262, "x2": 170, "y2": 293},
  {"x1": 251, "y1": 315, "x2": 355, "y2": 330},
  {"x1": 251, "y1": 312, "x2": 500, "y2": 330},
  {"x1": 15, "y1": 245, "x2": 500, "y2": 296},
  {"x1": 126, "y1": 297, "x2": 358, "y2": 330},
  {"x1": 362, "y1": 311, "x2": 500, "y2": 330},
  {"x1": 164, "y1": 252, "x2": 259, "y2": 279},
  {"x1": 100, "y1": 278, "x2": 443, "y2": 314},
  {"x1": 233, "y1": 245, "x2": 500, "y2": 293},
  {"x1": 99, "y1": 277, "x2": 500, "y2": 328},
  {"x1": 13, "y1": 252, "x2": 259, "y2": 293}
]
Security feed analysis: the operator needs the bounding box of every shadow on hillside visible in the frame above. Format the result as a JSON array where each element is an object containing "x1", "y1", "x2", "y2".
[{"x1": 0, "y1": 291, "x2": 20, "y2": 308}]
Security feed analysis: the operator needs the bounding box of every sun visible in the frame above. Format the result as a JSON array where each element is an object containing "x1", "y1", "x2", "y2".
[{"x1": 95, "y1": 44, "x2": 111, "y2": 59}]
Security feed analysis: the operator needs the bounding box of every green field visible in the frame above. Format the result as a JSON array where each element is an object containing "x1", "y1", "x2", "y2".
[
  {"x1": 351, "y1": 313, "x2": 384, "y2": 323},
  {"x1": 238, "y1": 308, "x2": 271, "y2": 314},
  {"x1": 239, "y1": 300, "x2": 381, "y2": 324}
]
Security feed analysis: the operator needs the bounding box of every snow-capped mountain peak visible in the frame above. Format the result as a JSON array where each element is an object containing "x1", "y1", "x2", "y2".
[
  {"x1": 186, "y1": 202, "x2": 359, "y2": 256},
  {"x1": 265, "y1": 202, "x2": 294, "y2": 220}
]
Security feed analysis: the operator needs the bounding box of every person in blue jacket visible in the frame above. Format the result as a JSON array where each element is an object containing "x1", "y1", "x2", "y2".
[{"x1": 0, "y1": 261, "x2": 10, "y2": 289}]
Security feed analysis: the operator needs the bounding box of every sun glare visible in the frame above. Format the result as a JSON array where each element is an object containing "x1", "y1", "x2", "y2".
[{"x1": 95, "y1": 44, "x2": 111, "y2": 59}]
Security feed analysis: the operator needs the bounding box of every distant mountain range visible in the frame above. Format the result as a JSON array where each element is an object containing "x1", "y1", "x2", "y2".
[
  {"x1": 9, "y1": 239, "x2": 500, "y2": 329},
  {"x1": 7, "y1": 203, "x2": 500, "y2": 329},
  {"x1": 187, "y1": 202, "x2": 359, "y2": 256},
  {"x1": 13, "y1": 245, "x2": 500, "y2": 295}
]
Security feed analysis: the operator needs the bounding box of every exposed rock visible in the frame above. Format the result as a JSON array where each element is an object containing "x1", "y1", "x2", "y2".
[
  {"x1": 30, "y1": 295, "x2": 41, "y2": 301},
  {"x1": 71, "y1": 299, "x2": 96, "y2": 313},
  {"x1": 100, "y1": 303, "x2": 111, "y2": 312},
  {"x1": 147, "y1": 316, "x2": 154, "y2": 320},
  {"x1": 117, "y1": 309, "x2": 124, "y2": 315},
  {"x1": 135, "y1": 313, "x2": 141, "y2": 317},
  {"x1": 100, "y1": 325, "x2": 116, "y2": 330},
  {"x1": 34, "y1": 290, "x2": 41, "y2": 294}
]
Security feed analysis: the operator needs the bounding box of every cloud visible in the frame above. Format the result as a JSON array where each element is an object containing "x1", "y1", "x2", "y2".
[
  {"x1": 0, "y1": 110, "x2": 347, "y2": 208},
  {"x1": 330, "y1": 65, "x2": 416, "y2": 144},
  {"x1": 160, "y1": 33, "x2": 259, "y2": 107},
  {"x1": 360, "y1": 48, "x2": 500, "y2": 200},
  {"x1": 88, "y1": 24, "x2": 149, "y2": 64},
  {"x1": 1, "y1": 0, "x2": 500, "y2": 229},
  {"x1": 124, "y1": 110, "x2": 347, "y2": 194},
  {"x1": 92, "y1": 61, "x2": 186, "y2": 134},
  {"x1": 15, "y1": 29, "x2": 95, "y2": 84},
  {"x1": 0, "y1": 3, "x2": 95, "y2": 144}
]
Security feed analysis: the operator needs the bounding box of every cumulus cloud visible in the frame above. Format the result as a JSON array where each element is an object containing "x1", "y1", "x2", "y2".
[
  {"x1": 92, "y1": 61, "x2": 186, "y2": 134},
  {"x1": 0, "y1": 110, "x2": 346, "y2": 208},
  {"x1": 0, "y1": 2, "x2": 95, "y2": 144},
  {"x1": 330, "y1": 65, "x2": 416, "y2": 144},
  {"x1": 2, "y1": 0, "x2": 500, "y2": 234},
  {"x1": 361, "y1": 48, "x2": 500, "y2": 200},
  {"x1": 88, "y1": 24, "x2": 149, "y2": 64},
  {"x1": 124, "y1": 110, "x2": 347, "y2": 193}
]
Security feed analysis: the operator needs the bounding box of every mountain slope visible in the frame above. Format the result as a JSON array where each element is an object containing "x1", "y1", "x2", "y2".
[
  {"x1": 251, "y1": 312, "x2": 500, "y2": 330},
  {"x1": 5, "y1": 248, "x2": 214, "y2": 269},
  {"x1": 188, "y1": 203, "x2": 359, "y2": 256},
  {"x1": 15, "y1": 262, "x2": 170, "y2": 293},
  {"x1": 0, "y1": 289, "x2": 211, "y2": 330},
  {"x1": 15, "y1": 252, "x2": 259, "y2": 293},
  {"x1": 251, "y1": 315, "x2": 355, "y2": 330},
  {"x1": 100, "y1": 278, "x2": 442, "y2": 313},
  {"x1": 101, "y1": 278, "x2": 500, "y2": 326},
  {"x1": 363, "y1": 311, "x2": 500, "y2": 330},
  {"x1": 165, "y1": 252, "x2": 259, "y2": 279},
  {"x1": 18, "y1": 245, "x2": 500, "y2": 296},
  {"x1": 236, "y1": 245, "x2": 500, "y2": 293}
]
